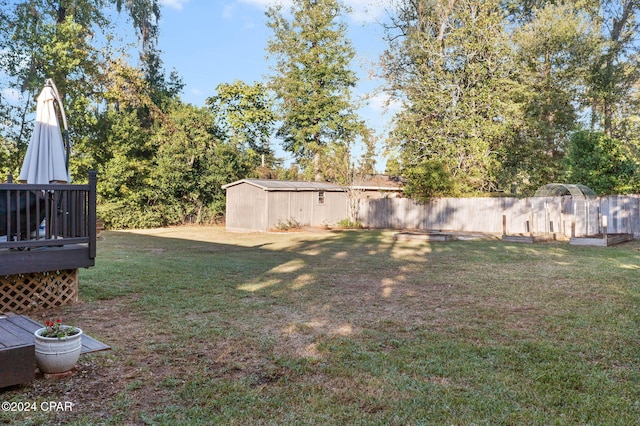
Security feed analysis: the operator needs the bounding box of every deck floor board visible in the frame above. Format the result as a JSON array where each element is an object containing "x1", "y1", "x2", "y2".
[{"x1": 0, "y1": 322, "x2": 28, "y2": 348}]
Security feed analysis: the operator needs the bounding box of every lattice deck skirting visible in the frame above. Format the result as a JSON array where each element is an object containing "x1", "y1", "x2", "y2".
[{"x1": 0, "y1": 269, "x2": 78, "y2": 313}]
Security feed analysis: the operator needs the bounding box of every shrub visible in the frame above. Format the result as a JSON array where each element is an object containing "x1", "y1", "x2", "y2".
[
  {"x1": 275, "y1": 218, "x2": 302, "y2": 231},
  {"x1": 337, "y1": 218, "x2": 363, "y2": 229},
  {"x1": 403, "y1": 160, "x2": 456, "y2": 201}
]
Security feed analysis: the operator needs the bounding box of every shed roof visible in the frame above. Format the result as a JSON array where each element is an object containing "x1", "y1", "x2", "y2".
[{"x1": 222, "y1": 179, "x2": 345, "y2": 192}]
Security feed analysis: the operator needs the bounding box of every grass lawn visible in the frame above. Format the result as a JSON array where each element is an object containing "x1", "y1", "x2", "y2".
[{"x1": 2, "y1": 226, "x2": 639, "y2": 425}]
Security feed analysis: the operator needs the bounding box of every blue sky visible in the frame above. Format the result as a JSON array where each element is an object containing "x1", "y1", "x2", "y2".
[
  {"x1": 0, "y1": 0, "x2": 398, "y2": 170},
  {"x1": 156, "y1": 0, "x2": 397, "y2": 170}
]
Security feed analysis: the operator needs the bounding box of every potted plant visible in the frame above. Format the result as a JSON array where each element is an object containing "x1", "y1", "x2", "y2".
[{"x1": 34, "y1": 319, "x2": 83, "y2": 374}]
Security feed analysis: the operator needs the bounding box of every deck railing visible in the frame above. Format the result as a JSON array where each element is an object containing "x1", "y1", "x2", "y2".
[{"x1": 0, "y1": 171, "x2": 97, "y2": 257}]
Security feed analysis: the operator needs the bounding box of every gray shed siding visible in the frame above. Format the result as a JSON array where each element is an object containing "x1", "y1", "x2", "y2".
[
  {"x1": 267, "y1": 191, "x2": 347, "y2": 229},
  {"x1": 224, "y1": 180, "x2": 348, "y2": 232},
  {"x1": 318, "y1": 191, "x2": 349, "y2": 225},
  {"x1": 225, "y1": 183, "x2": 268, "y2": 232}
]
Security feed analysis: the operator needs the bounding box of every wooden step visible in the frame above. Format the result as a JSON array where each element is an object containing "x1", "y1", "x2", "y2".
[{"x1": 0, "y1": 314, "x2": 110, "y2": 388}]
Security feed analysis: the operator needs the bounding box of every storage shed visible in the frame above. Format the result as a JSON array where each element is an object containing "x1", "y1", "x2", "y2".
[{"x1": 222, "y1": 179, "x2": 348, "y2": 232}]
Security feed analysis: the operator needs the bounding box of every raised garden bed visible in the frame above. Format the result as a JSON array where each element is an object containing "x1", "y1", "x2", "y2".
[
  {"x1": 394, "y1": 232, "x2": 457, "y2": 242},
  {"x1": 569, "y1": 233, "x2": 634, "y2": 247},
  {"x1": 502, "y1": 233, "x2": 559, "y2": 243},
  {"x1": 394, "y1": 231, "x2": 498, "y2": 242}
]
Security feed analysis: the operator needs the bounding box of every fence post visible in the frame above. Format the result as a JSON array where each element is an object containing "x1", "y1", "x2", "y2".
[{"x1": 529, "y1": 210, "x2": 534, "y2": 236}]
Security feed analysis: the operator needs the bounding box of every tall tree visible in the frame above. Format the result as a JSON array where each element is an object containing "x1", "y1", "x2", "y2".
[
  {"x1": 266, "y1": 0, "x2": 371, "y2": 181},
  {"x1": 207, "y1": 80, "x2": 279, "y2": 178},
  {"x1": 382, "y1": 0, "x2": 518, "y2": 195},
  {"x1": 585, "y1": 0, "x2": 640, "y2": 138},
  {"x1": 504, "y1": 2, "x2": 599, "y2": 193},
  {"x1": 0, "y1": 0, "x2": 161, "y2": 175}
]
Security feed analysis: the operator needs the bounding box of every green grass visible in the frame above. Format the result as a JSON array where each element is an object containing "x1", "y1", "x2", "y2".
[{"x1": 2, "y1": 226, "x2": 639, "y2": 425}]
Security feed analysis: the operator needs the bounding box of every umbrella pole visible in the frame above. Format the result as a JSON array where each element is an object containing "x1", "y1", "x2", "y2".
[
  {"x1": 65, "y1": 129, "x2": 70, "y2": 172},
  {"x1": 45, "y1": 78, "x2": 70, "y2": 175}
]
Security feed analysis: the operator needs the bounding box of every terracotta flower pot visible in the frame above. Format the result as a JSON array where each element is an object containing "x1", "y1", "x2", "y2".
[{"x1": 34, "y1": 326, "x2": 83, "y2": 374}]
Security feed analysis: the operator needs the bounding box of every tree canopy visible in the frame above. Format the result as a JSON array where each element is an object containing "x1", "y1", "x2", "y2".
[
  {"x1": 1, "y1": 0, "x2": 639, "y2": 229},
  {"x1": 381, "y1": 0, "x2": 640, "y2": 197},
  {"x1": 266, "y1": 0, "x2": 373, "y2": 182}
]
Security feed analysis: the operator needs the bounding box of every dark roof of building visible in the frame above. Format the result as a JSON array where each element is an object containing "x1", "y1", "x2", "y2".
[{"x1": 351, "y1": 174, "x2": 405, "y2": 191}]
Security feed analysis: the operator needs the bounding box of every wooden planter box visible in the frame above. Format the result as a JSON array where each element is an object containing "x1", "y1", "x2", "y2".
[
  {"x1": 502, "y1": 233, "x2": 558, "y2": 243},
  {"x1": 394, "y1": 232, "x2": 456, "y2": 242},
  {"x1": 569, "y1": 233, "x2": 634, "y2": 247},
  {"x1": 394, "y1": 231, "x2": 499, "y2": 242}
]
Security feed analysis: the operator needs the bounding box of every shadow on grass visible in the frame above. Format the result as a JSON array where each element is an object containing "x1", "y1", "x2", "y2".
[
  {"x1": 78, "y1": 228, "x2": 639, "y2": 347},
  {"x1": 4, "y1": 227, "x2": 637, "y2": 424}
]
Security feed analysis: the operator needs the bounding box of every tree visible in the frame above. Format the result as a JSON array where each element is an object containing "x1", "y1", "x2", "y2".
[
  {"x1": 95, "y1": 108, "x2": 156, "y2": 228},
  {"x1": 207, "y1": 80, "x2": 277, "y2": 173},
  {"x1": 96, "y1": 98, "x2": 255, "y2": 228},
  {"x1": 503, "y1": 2, "x2": 599, "y2": 194},
  {"x1": 141, "y1": 50, "x2": 185, "y2": 111},
  {"x1": 382, "y1": 0, "x2": 518, "y2": 196},
  {"x1": 500, "y1": 1, "x2": 640, "y2": 193},
  {"x1": 150, "y1": 103, "x2": 248, "y2": 225},
  {"x1": 584, "y1": 1, "x2": 640, "y2": 138},
  {"x1": 403, "y1": 160, "x2": 455, "y2": 201},
  {"x1": 381, "y1": 0, "x2": 640, "y2": 197},
  {"x1": 357, "y1": 126, "x2": 377, "y2": 177},
  {"x1": 564, "y1": 130, "x2": 639, "y2": 194},
  {"x1": 2, "y1": 0, "x2": 160, "y2": 94},
  {"x1": 266, "y1": 0, "x2": 371, "y2": 181},
  {"x1": 0, "y1": 0, "x2": 162, "y2": 175}
]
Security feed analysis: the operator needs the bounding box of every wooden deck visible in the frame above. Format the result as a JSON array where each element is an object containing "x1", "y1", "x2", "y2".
[
  {"x1": 0, "y1": 244, "x2": 94, "y2": 275},
  {"x1": 0, "y1": 171, "x2": 97, "y2": 276},
  {"x1": 0, "y1": 314, "x2": 110, "y2": 354},
  {"x1": 0, "y1": 314, "x2": 110, "y2": 388}
]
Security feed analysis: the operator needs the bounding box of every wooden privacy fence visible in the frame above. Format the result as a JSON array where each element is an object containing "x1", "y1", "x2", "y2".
[{"x1": 357, "y1": 195, "x2": 640, "y2": 238}]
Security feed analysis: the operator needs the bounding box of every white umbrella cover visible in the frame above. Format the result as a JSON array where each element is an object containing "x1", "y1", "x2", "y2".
[{"x1": 18, "y1": 83, "x2": 70, "y2": 184}]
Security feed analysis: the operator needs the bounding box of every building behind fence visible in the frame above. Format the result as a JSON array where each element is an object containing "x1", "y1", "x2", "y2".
[{"x1": 357, "y1": 195, "x2": 640, "y2": 238}]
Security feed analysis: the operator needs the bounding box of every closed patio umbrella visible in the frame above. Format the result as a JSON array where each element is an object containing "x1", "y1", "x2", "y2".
[{"x1": 18, "y1": 79, "x2": 70, "y2": 184}]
